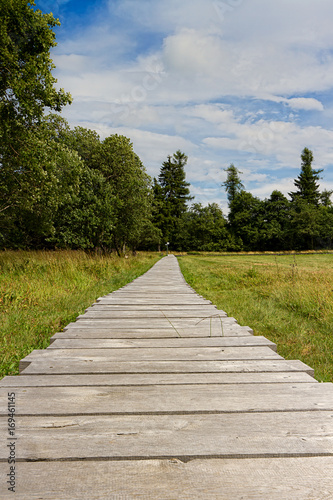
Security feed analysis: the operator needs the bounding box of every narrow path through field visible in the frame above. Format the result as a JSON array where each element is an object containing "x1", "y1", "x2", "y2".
[{"x1": 1, "y1": 255, "x2": 333, "y2": 499}]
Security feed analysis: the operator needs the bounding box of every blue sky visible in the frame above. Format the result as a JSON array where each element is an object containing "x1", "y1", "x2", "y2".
[{"x1": 35, "y1": 0, "x2": 333, "y2": 213}]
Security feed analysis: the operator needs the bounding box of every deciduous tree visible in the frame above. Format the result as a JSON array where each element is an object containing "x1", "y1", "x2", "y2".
[{"x1": 0, "y1": 0, "x2": 72, "y2": 245}]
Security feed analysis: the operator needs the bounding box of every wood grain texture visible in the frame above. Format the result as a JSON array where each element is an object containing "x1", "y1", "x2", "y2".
[
  {"x1": 1, "y1": 383, "x2": 332, "y2": 416},
  {"x1": 1, "y1": 411, "x2": 332, "y2": 461},
  {"x1": 20, "y1": 345, "x2": 281, "y2": 362},
  {"x1": 53, "y1": 327, "x2": 254, "y2": 339},
  {"x1": 18, "y1": 358, "x2": 315, "y2": 376},
  {"x1": 1, "y1": 458, "x2": 333, "y2": 499},
  {"x1": 47, "y1": 336, "x2": 277, "y2": 350},
  {"x1": 0, "y1": 371, "x2": 316, "y2": 387}
]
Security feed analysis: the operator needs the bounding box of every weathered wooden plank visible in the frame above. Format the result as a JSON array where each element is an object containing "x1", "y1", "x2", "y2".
[
  {"x1": 90, "y1": 304, "x2": 216, "y2": 310},
  {"x1": 1, "y1": 457, "x2": 332, "y2": 500},
  {"x1": 47, "y1": 336, "x2": 277, "y2": 350},
  {"x1": 0, "y1": 411, "x2": 332, "y2": 461},
  {"x1": 20, "y1": 346, "x2": 282, "y2": 366},
  {"x1": 65, "y1": 318, "x2": 231, "y2": 330},
  {"x1": 19, "y1": 358, "x2": 314, "y2": 376},
  {"x1": 77, "y1": 309, "x2": 227, "y2": 319},
  {"x1": 86, "y1": 302, "x2": 218, "y2": 314},
  {"x1": 111, "y1": 287, "x2": 197, "y2": 293},
  {"x1": 53, "y1": 327, "x2": 253, "y2": 339},
  {"x1": 0, "y1": 371, "x2": 316, "y2": 387},
  {"x1": 65, "y1": 319, "x2": 176, "y2": 329},
  {"x1": 96, "y1": 297, "x2": 213, "y2": 304},
  {"x1": 1, "y1": 383, "x2": 331, "y2": 415}
]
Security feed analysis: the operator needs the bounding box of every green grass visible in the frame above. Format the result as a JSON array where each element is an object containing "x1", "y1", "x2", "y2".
[
  {"x1": 177, "y1": 253, "x2": 333, "y2": 382},
  {"x1": 0, "y1": 250, "x2": 160, "y2": 379}
]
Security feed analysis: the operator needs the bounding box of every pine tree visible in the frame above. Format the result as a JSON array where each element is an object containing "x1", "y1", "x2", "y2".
[
  {"x1": 153, "y1": 150, "x2": 193, "y2": 244},
  {"x1": 289, "y1": 148, "x2": 323, "y2": 206},
  {"x1": 222, "y1": 164, "x2": 244, "y2": 205}
]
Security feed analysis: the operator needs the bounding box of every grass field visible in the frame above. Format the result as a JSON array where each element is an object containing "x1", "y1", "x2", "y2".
[
  {"x1": 177, "y1": 253, "x2": 333, "y2": 383},
  {"x1": 0, "y1": 250, "x2": 160, "y2": 379}
]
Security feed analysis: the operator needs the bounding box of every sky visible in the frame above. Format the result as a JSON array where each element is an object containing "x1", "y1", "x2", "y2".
[{"x1": 35, "y1": 0, "x2": 333, "y2": 213}]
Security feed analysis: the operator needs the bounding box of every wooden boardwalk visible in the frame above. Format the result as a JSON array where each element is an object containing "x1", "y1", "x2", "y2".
[{"x1": 1, "y1": 254, "x2": 333, "y2": 499}]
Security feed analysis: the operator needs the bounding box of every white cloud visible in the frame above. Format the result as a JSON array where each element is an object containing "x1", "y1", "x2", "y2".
[
  {"x1": 287, "y1": 98, "x2": 324, "y2": 111},
  {"x1": 187, "y1": 104, "x2": 235, "y2": 125},
  {"x1": 203, "y1": 119, "x2": 333, "y2": 170},
  {"x1": 50, "y1": 0, "x2": 333, "y2": 207},
  {"x1": 251, "y1": 178, "x2": 296, "y2": 200},
  {"x1": 163, "y1": 29, "x2": 230, "y2": 78},
  {"x1": 265, "y1": 96, "x2": 324, "y2": 112}
]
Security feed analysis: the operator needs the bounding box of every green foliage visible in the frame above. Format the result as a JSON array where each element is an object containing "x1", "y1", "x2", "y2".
[
  {"x1": 228, "y1": 191, "x2": 265, "y2": 250},
  {"x1": 225, "y1": 149, "x2": 333, "y2": 252},
  {"x1": 97, "y1": 134, "x2": 154, "y2": 254},
  {"x1": 51, "y1": 166, "x2": 115, "y2": 250},
  {"x1": 174, "y1": 203, "x2": 233, "y2": 251},
  {"x1": 0, "y1": 122, "x2": 84, "y2": 248},
  {"x1": 1, "y1": 106, "x2": 156, "y2": 251},
  {"x1": 0, "y1": 0, "x2": 71, "y2": 126},
  {"x1": 0, "y1": 1, "x2": 73, "y2": 248},
  {"x1": 261, "y1": 190, "x2": 291, "y2": 250}
]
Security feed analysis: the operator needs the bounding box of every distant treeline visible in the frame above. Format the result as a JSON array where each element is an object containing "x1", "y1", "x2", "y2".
[
  {"x1": 1, "y1": 1, "x2": 332, "y2": 253},
  {"x1": 154, "y1": 147, "x2": 333, "y2": 252}
]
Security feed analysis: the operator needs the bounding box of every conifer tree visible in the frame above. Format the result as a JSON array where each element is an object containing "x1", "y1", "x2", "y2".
[
  {"x1": 289, "y1": 148, "x2": 323, "y2": 206},
  {"x1": 222, "y1": 164, "x2": 244, "y2": 205},
  {"x1": 153, "y1": 150, "x2": 193, "y2": 244}
]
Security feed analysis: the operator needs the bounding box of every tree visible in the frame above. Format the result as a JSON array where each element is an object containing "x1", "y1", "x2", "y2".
[
  {"x1": 0, "y1": 120, "x2": 84, "y2": 248},
  {"x1": 51, "y1": 166, "x2": 115, "y2": 251},
  {"x1": 64, "y1": 126, "x2": 101, "y2": 170},
  {"x1": 97, "y1": 134, "x2": 153, "y2": 254},
  {"x1": 317, "y1": 205, "x2": 333, "y2": 248},
  {"x1": 0, "y1": 1, "x2": 72, "y2": 245},
  {"x1": 289, "y1": 148, "x2": 323, "y2": 206},
  {"x1": 228, "y1": 191, "x2": 265, "y2": 251},
  {"x1": 288, "y1": 198, "x2": 321, "y2": 250},
  {"x1": 153, "y1": 150, "x2": 193, "y2": 244},
  {"x1": 319, "y1": 189, "x2": 333, "y2": 207},
  {"x1": 262, "y1": 190, "x2": 292, "y2": 250},
  {"x1": 0, "y1": 0, "x2": 71, "y2": 127},
  {"x1": 222, "y1": 164, "x2": 244, "y2": 205},
  {"x1": 178, "y1": 203, "x2": 230, "y2": 251}
]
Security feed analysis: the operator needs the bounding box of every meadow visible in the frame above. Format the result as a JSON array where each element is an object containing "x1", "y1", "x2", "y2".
[
  {"x1": 0, "y1": 250, "x2": 160, "y2": 379},
  {"x1": 177, "y1": 253, "x2": 333, "y2": 383}
]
